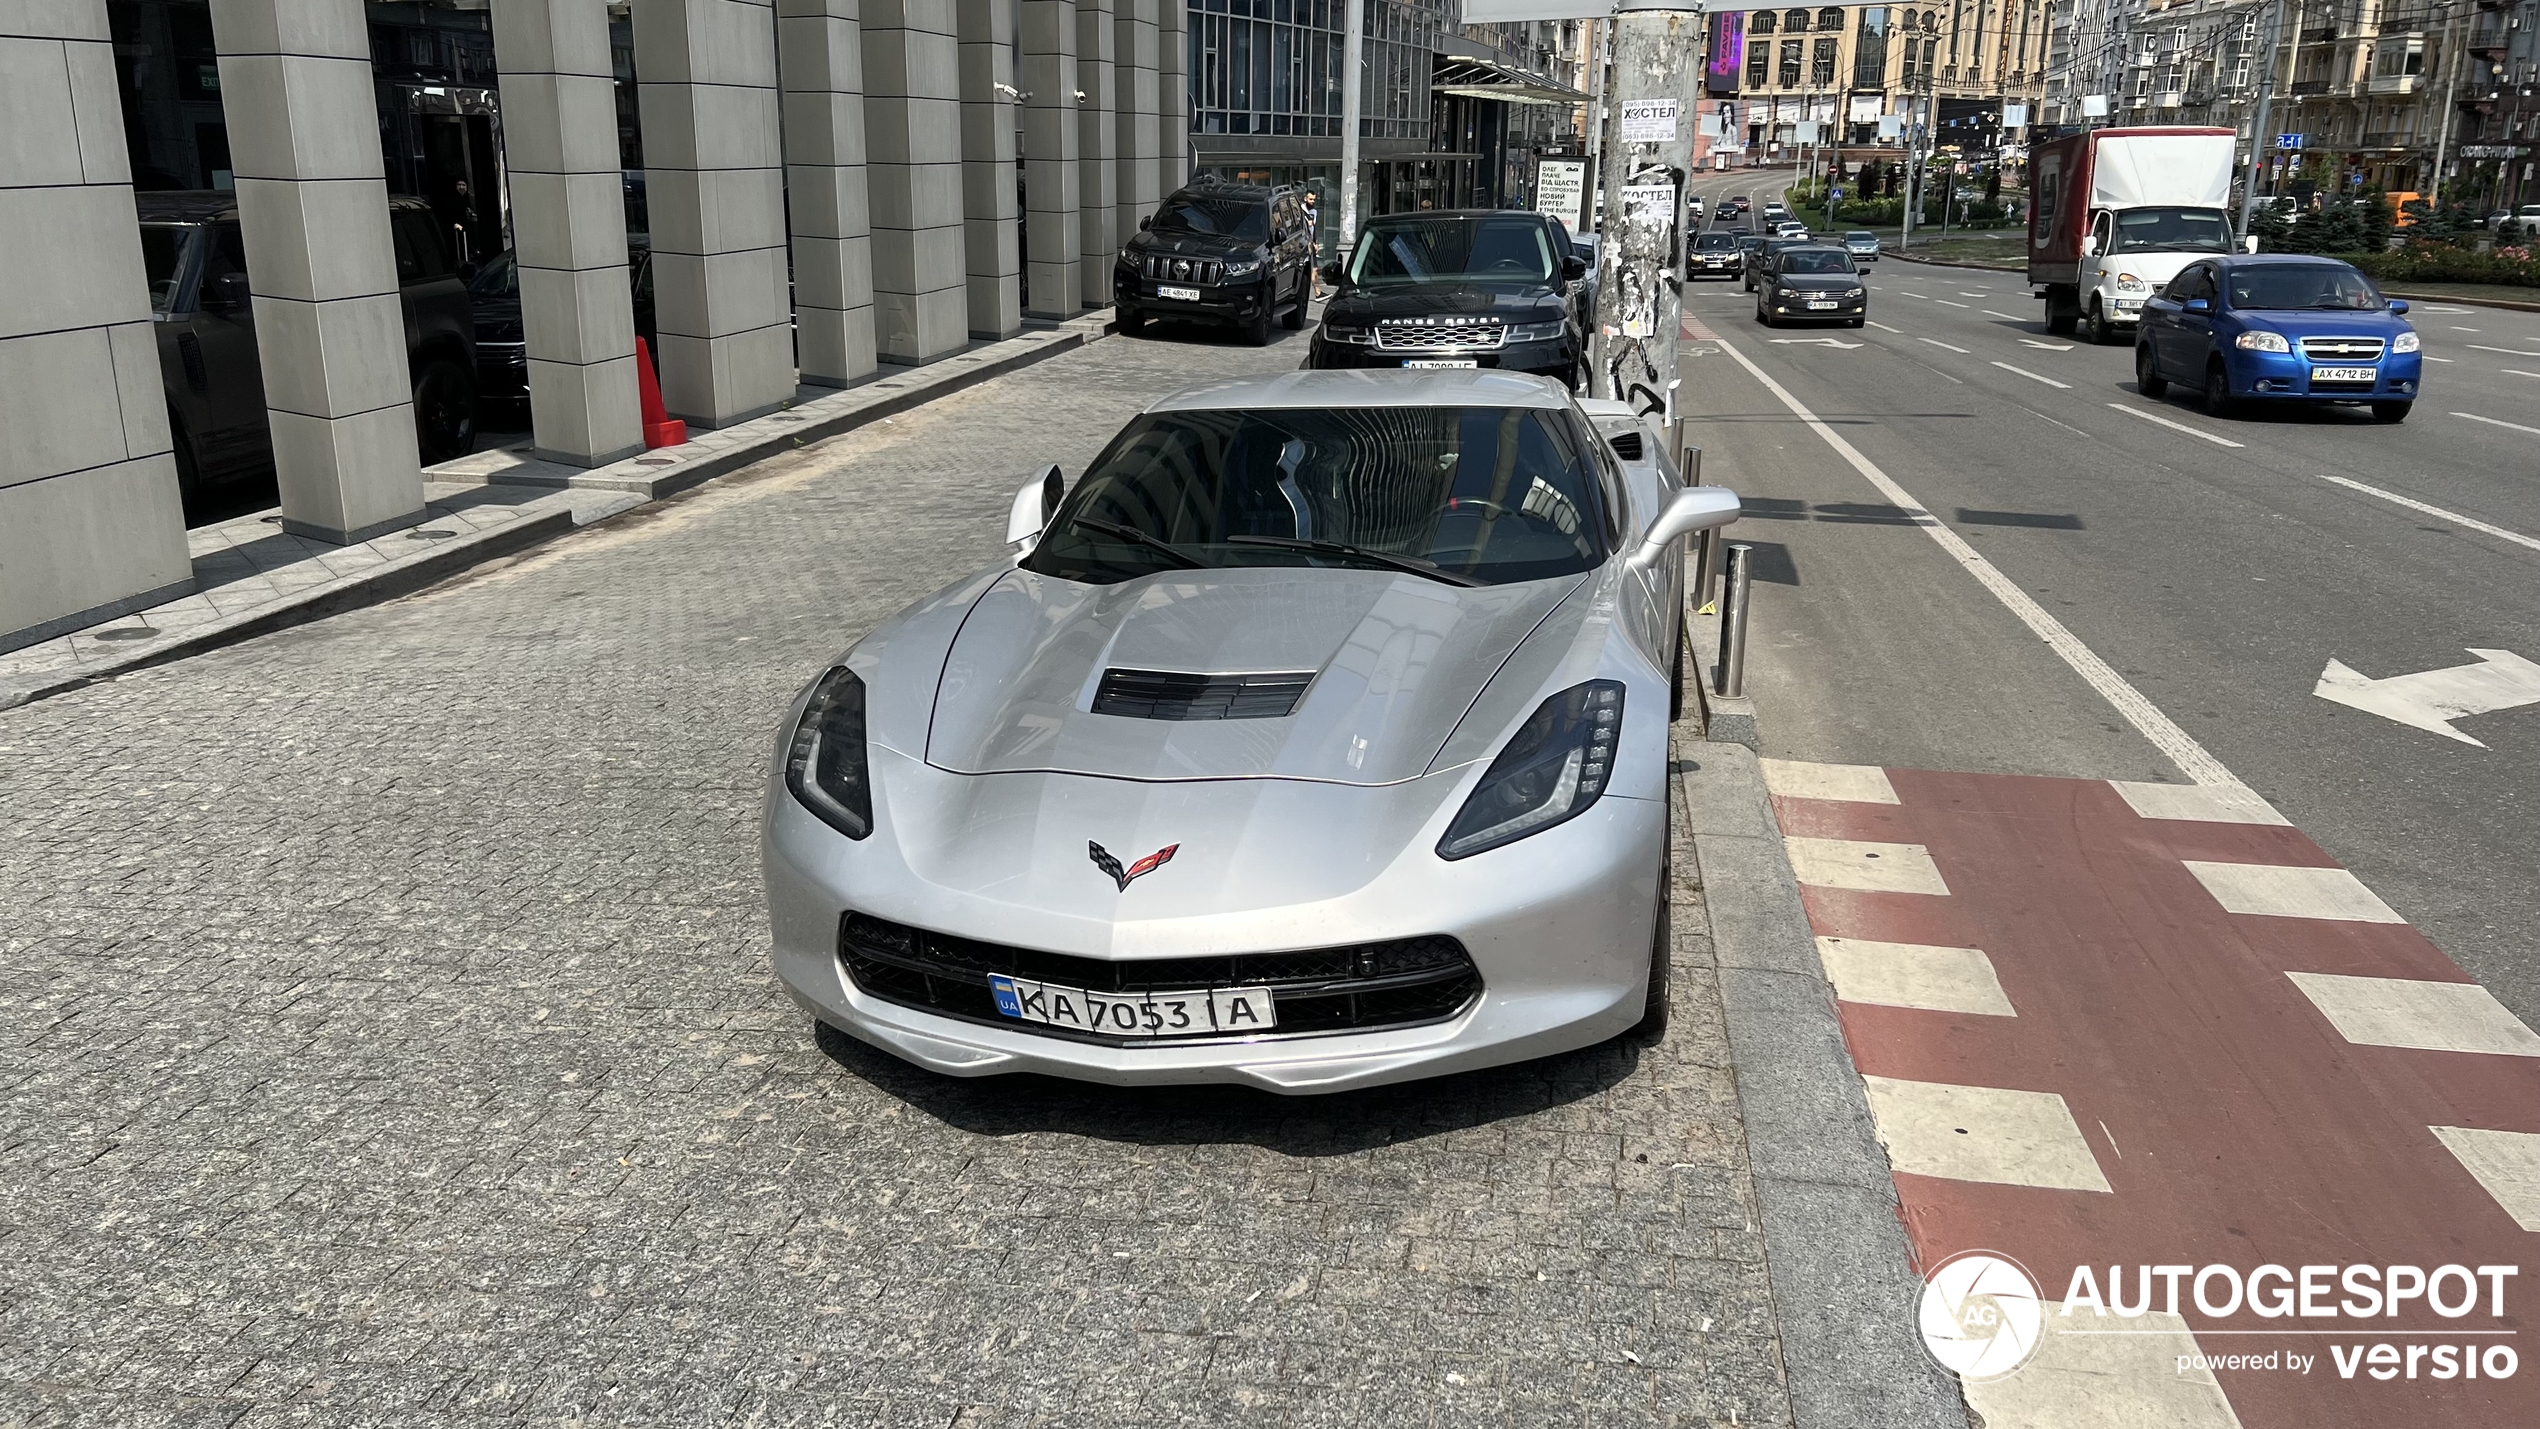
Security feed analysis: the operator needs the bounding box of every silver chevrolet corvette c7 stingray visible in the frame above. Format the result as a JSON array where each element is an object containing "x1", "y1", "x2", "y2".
[{"x1": 760, "y1": 369, "x2": 1740, "y2": 1093}]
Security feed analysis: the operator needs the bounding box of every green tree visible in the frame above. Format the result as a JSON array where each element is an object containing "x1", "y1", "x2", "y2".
[
  {"x1": 2316, "y1": 200, "x2": 2366, "y2": 253},
  {"x1": 2249, "y1": 203, "x2": 2293, "y2": 251},
  {"x1": 2358, "y1": 190, "x2": 2394, "y2": 252}
]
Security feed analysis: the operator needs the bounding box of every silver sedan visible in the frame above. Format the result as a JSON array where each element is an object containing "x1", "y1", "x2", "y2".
[{"x1": 761, "y1": 370, "x2": 1739, "y2": 1093}]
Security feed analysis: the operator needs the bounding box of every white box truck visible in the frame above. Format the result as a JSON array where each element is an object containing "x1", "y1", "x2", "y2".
[{"x1": 2029, "y1": 127, "x2": 2242, "y2": 344}]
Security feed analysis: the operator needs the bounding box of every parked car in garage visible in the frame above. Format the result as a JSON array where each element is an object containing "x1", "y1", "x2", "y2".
[{"x1": 137, "y1": 192, "x2": 478, "y2": 501}]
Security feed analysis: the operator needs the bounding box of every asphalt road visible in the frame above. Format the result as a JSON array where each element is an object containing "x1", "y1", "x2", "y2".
[{"x1": 1677, "y1": 166, "x2": 2540, "y2": 1031}]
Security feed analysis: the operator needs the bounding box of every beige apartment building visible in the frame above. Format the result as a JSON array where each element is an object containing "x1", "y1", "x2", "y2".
[{"x1": 1719, "y1": 2, "x2": 2052, "y2": 162}]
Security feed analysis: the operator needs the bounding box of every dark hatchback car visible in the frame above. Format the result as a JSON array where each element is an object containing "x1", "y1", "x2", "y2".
[
  {"x1": 468, "y1": 241, "x2": 658, "y2": 413},
  {"x1": 1689, "y1": 231, "x2": 1742, "y2": 280},
  {"x1": 138, "y1": 192, "x2": 478, "y2": 498},
  {"x1": 1753, "y1": 245, "x2": 1867, "y2": 327},
  {"x1": 1307, "y1": 210, "x2": 1585, "y2": 388},
  {"x1": 1741, "y1": 235, "x2": 1812, "y2": 292},
  {"x1": 1114, "y1": 182, "x2": 1317, "y2": 343}
]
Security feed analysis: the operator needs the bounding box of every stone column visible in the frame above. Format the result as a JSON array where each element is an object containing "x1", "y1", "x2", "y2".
[
  {"x1": 778, "y1": 0, "x2": 879, "y2": 386},
  {"x1": 863, "y1": 0, "x2": 968, "y2": 362},
  {"x1": 492, "y1": 0, "x2": 643, "y2": 466},
  {"x1": 956, "y1": 0, "x2": 1022, "y2": 338},
  {"x1": 0, "y1": 0, "x2": 193, "y2": 652},
  {"x1": 1156, "y1": 0, "x2": 1186, "y2": 193},
  {"x1": 212, "y1": 0, "x2": 426, "y2": 542},
  {"x1": 634, "y1": 0, "x2": 797, "y2": 427},
  {"x1": 1113, "y1": 0, "x2": 1159, "y2": 244},
  {"x1": 1076, "y1": 0, "x2": 1117, "y2": 305},
  {"x1": 1019, "y1": 0, "x2": 1081, "y2": 317}
]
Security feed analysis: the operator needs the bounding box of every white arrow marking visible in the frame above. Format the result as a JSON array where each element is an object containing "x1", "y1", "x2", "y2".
[
  {"x1": 2314, "y1": 649, "x2": 2540, "y2": 747},
  {"x1": 1769, "y1": 338, "x2": 1864, "y2": 348},
  {"x1": 2020, "y1": 338, "x2": 2075, "y2": 351}
]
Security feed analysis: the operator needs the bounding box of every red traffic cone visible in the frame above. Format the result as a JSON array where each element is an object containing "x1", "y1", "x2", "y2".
[{"x1": 635, "y1": 336, "x2": 687, "y2": 448}]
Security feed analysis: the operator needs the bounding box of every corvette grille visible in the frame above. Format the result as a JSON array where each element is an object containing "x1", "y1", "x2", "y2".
[
  {"x1": 839, "y1": 913, "x2": 1483, "y2": 1045},
  {"x1": 1092, "y1": 667, "x2": 1314, "y2": 720}
]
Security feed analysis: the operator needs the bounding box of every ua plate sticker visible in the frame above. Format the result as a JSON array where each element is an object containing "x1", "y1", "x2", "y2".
[{"x1": 989, "y1": 974, "x2": 1277, "y2": 1037}]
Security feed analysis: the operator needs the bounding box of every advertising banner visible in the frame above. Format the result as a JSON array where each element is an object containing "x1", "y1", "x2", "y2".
[
  {"x1": 1620, "y1": 99, "x2": 1679, "y2": 143},
  {"x1": 1535, "y1": 157, "x2": 1588, "y2": 229},
  {"x1": 1706, "y1": 12, "x2": 1745, "y2": 96}
]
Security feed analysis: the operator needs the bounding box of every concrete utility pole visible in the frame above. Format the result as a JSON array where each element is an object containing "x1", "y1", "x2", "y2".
[
  {"x1": 1339, "y1": 0, "x2": 1366, "y2": 251},
  {"x1": 2238, "y1": 0, "x2": 2284, "y2": 237},
  {"x1": 2427, "y1": 0, "x2": 2467, "y2": 206},
  {"x1": 1589, "y1": 3, "x2": 1702, "y2": 412}
]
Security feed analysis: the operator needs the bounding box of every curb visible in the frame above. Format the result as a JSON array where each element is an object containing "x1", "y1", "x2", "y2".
[
  {"x1": 1879, "y1": 248, "x2": 2025, "y2": 274},
  {"x1": 2381, "y1": 288, "x2": 2540, "y2": 313},
  {"x1": 1687, "y1": 594, "x2": 1758, "y2": 750}
]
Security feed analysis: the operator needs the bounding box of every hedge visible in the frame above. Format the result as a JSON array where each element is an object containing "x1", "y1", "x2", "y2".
[{"x1": 2347, "y1": 244, "x2": 2540, "y2": 288}]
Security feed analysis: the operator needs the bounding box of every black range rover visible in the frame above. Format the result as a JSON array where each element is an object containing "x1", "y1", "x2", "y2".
[
  {"x1": 1114, "y1": 182, "x2": 1316, "y2": 343},
  {"x1": 1307, "y1": 210, "x2": 1584, "y2": 388}
]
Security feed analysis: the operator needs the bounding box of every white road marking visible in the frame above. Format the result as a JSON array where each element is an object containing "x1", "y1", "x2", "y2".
[
  {"x1": 1966, "y1": 1312, "x2": 2246, "y2": 1429},
  {"x1": 2105, "y1": 402, "x2": 2246, "y2": 448},
  {"x1": 1818, "y1": 938, "x2": 2016, "y2": 1016},
  {"x1": 2287, "y1": 972, "x2": 2540, "y2": 1056},
  {"x1": 2184, "y1": 861, "x2": 2406, "y2": 923},
  {"x1": 1861, "y1": 1076, "x2": 2114, "y2": 1192},
  {"x1": 2430, "y1": 1126, "x2": 2540, "y2": 1231},
  {"x1": 1712, "y1": 334, "x2": 2243, "y2": 786},
  {"x1": 1936, "y1": 299, "x2": 1972, "y2": 308},
  {"x1": 2417, "y1": 303, "x2": 2476, "y2": 313},
  {"x1": 1759, "y1": 758, "x2": 1899, "y2": 803},
  {"x1": 1984, "y1": 310, "x2": 2020, "y2": 319},
  {"x1": 1991, "y1": 360, "x2": 2071, "y2": 388},
  {"x1": 1865, "y1": 320, "x2": 1904, "y2": 333},
  {"x1": 2019, "y1": 338, "x2": 2075, "y2": 351},
  {"x1": 2464, "y1": 343, "x2": 2540, "y2": 357},
  {"x1": 2109, "y1": 781, "x2": 2290, "y2": 826},
  {"x1": 1958, "y1": 291, "x2": 1988, "y2": 297},
  {"x1": 1784, "y1": 836, "x2": 1950, "y2": 895},
  {"x1": 2455, "y1": 410, "x2": 2540, "y2": 436},
  {"x1": 1897, "y1": 290, "x2": 1932, "y2": 300},
  {"x1": 2313, "y1": 648, "x2": 2540, "y2": 746},
  {"x1": 1769, "y1": 337, "x2": 1864, "y2": 348},
  {"x1": 2507, "y1": 369, "x2": 2540, "y2": 379},
  {"x1": 2422, "y1": 355, "x2": 2456, "y2": 362},
  {"x1": 2450, "y1": 326, "x2": 2482, "y2": 332},
  {"x1": 1918, "y1": 337, "x2": 1971, "y2": 353}
]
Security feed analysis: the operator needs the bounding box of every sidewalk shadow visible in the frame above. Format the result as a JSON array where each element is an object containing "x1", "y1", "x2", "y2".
[{"x1": 814, "y1": 1019, "x2": 1645, "y2": 1155}]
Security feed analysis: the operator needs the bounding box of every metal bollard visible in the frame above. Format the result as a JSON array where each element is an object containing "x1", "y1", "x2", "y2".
[
  {"x1": 1691, "y1": 528, "x2": 1719, "y2": 612},
  {"x1": 1717, "y1": 542, "x2": 1754, "y2": 697}
]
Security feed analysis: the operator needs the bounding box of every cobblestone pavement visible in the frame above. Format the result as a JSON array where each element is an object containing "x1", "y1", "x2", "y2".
[{"x1": 0, "y1": 324, "x2": 1795, "y2": 1428}]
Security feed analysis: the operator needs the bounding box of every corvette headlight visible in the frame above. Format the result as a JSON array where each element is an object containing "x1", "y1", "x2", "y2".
[
  {"x1": 1438, "y1": 680, "x2": 1623, "y2": 860},
  {"x1": 1505, "y1": 320, "x2": 1567, "y2": 343},
  {"x1": 2235, "y1": 330, "x2": 2290, "y2": 353},
  {"x1": 2393, "y1": 331, "x2": 2421, "y2": 353},
  {"x1": 784, "y1": 667, "x2": 873, "y2": 839},
  {"x1": 2115, "y1": 273, "x2": 2147, "y2": 292}
]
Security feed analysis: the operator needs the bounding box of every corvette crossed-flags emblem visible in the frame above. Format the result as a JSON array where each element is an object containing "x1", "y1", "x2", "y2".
[{"x1": 1088, "y1": 841, "x2": 1178, "y2": 892}]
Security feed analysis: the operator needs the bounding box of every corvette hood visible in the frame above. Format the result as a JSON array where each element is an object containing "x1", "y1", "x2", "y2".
[{"x1": 924, "y1": 566, "x2": 1584, "y2": 785}]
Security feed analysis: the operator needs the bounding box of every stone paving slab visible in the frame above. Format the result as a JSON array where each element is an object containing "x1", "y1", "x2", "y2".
[{"x1": 0, "y1": 321, "x2": 1799, "y2": 1427}]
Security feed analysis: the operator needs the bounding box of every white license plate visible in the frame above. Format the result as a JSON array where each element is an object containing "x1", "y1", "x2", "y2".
[
  {"x1": 989, "y1": 973, "x2": 1277, "y2": 1037},
  {"x1": 1155, "y1": 284, "x2": 1201, "y2": 301},
  {"x1": 2311, "y1": 366, "x2": 2377, "y2": 383},
  {"x1": 1404, "y1": 358, "x2": 1478, "y2": 369},
  {"x1": 1807, "y1": 301, "x2": 1840, "y2": 310}
]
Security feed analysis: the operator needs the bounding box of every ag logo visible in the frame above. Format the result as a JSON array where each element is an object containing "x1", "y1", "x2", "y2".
[
  {"x1": 1918, "y1": 1251, "x2": 2045, "y2": 1382},
  {"x1": 1088, "y1": 841, "x2": 1177, "y2": 892}
]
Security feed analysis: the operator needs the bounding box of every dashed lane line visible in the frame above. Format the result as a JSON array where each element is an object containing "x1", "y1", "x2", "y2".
[
  {"x1": 1936, "y1": 299, "x2": 1972, "y2": 308},
  {"x1": 2455, "y1": 411, "x2": 2540, "y2": 436},
  {"x1": 1982, "y1": 309, "x2": 2019, "y2": 319},
  {"x1": 2465, "y1": 343, "x2": 2540, "y2": 357},
  {"x1": 2105, "y1": 402, "x2": 2246, "y2": 448},
  {"x1": 1711, "y1": 333, "x2": 2244, "y2": 787},
  {"x1": 2508, "y1": 369, "x2": 2540, "y2": 379},
  {"x1": 1919, "y1": 337, "x2": 1971, "y2": 353},
  {"x1": 1866, "y1": 320, "x2": 1904, "y2": 333},
  {"x1": 2316, "y1": 474, "x2": 2540, "y2": 554},
  {"x1": 1991, "y1": 360, "x2": 2071, "y2": 389}
]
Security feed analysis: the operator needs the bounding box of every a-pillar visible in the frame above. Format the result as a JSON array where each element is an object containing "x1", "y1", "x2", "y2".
[
  {"x1": 956, "y1": 0, "x2": 1021, "y2": 339},
  {"x1": 863, "y1": 0, "x2": 967, "y2": 362},
  {"x1": 492, "y1": 0, "x2": 643, "y2": 465},
  {"x1": 0, "y1": 0, "x2": 193, "y2": 651},
  {"x1": 212, "y1": 0, "x2": 426, "y2": 542},
  {"x1": 1019, "y1": 0, "x2": 1080, "y2": 318},
  {"x1": 778, "y1": 0, "x2": 878, "y2": 386},
  {"x1": 1075, "y1": 0, "x2": 1116, "y2": 306},
  {"x1": 1157, "y1": 0, "x2": 1186, "y2": 193},
  {"x1": 634, "y1": 0, "x2": 796, "y2": 426},
  {"x1": 1113, "y1": 0, "x2": 1158, "y2": 245}
]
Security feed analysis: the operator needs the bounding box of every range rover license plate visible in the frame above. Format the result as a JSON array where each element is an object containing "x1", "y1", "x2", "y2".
[
  {"x1": 1405, "y1": 358, "x2": 1479, "y2": 369},
  {"x1": 989, "y1": 974, "x2": 1277, "y2": 1037},
  {"x1": 1155, "y1": 284, "x2": 1201, "y2": 301},
  {"x1": 2310, "y1": 366, "x2": 2376, "y2": 383}
]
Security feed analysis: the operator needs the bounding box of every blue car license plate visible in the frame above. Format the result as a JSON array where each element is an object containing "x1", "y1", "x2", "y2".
[{"x1": 2311, "y1": 366, "x2": 2376, "y2": 384}]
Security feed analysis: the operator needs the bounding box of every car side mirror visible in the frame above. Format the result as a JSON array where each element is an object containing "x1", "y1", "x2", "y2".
[
  {"x1": 1628, "y1": 485, "x2": 1741, "y2": 570},
  {"x1": 1319, "y1": 260, "x2": 1344, "y2": 287},
  {"x1": 1138, "y1": 215, "x2": 1152, "y2": 231},
  {"x1": 2081, "y1": 235, "x2": 2100, "y2": 257},
  {"x1": 2183, "y1": 297, "x2": 2210, "y2": 314},
  {"x1": 1563, "y1": 256, "x2": 1587, "y2": 281},
  {"x1": 1006, "y1": 463, "x2": 1064, "y2": 551},
  {"x1": 2388, "y1": 299, "x2": 2410, "y2": 314},
  {"x1": 204, "y1": 270, "x2": 252, "y2": 312}
]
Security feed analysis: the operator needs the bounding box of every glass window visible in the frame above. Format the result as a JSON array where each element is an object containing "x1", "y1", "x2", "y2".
[
  {"x1": 1779, "y1": 249, "x2": 1857, "y2": 274},
  {"x1": 1783, "y1": 9, "x2": 1809, "y2": 32},
  {"x1": 1779, "y1": 38, "x2": 1802, "y2": 86},
  {"x1": 138, "y1": 223, "x2": 196, "y2": 315},
  {"x1": 2108, "y1": 206, "x2": 2235, "y2": 254},
  {"x1": 1817, "y1": 8, "x2": 1843, "y2": 28},
  {"x1": 1153, "y1": 194, "x2": 1272, "y2": 240},
  {"x1": 1349, "y1": 214, "x2": 1555, "y2": 284},
  {"x1": 1813, "y1": 37, "x2": 1837, "y2": 84},
  {"x1": 1026, "y1": 406, "x2": 1610, "y2": 587},
  {"x1": 2225, "y1": 263, "x2": 2384, "y2": 310},
  {"x1": 1752, "y1": 10, "x2": 1776, "y2": 32}
]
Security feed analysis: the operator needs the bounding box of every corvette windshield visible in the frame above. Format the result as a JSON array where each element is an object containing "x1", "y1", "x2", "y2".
[{"x1": 1028, "y1": 406, "x2": 1609, "y2": 586}]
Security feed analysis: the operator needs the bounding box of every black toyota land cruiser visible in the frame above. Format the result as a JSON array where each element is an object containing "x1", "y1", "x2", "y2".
[
  {"x1": 1114, "y1": 182, "x2": 1316, "y2": 344},
  {"x1": 1306, "y1": 210, "x2": 1585, "y2": 388}
]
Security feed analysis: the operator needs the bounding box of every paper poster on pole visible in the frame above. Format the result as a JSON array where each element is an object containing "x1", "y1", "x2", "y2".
[
  {"x1": 1618, "y1": 184, "x2": 1676, "y2": 337},
  {"x1": 1619, "y1": 99, "x2": 1678, "y2": 143},
  {"x1": 1535, "y1": 158, "x2": 1587, "y2": 229}
]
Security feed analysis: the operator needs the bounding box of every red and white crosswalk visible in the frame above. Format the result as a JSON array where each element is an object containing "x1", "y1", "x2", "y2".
[{"x1": 1762, "y1": 760, "x2": 2539, "y2": 1428}]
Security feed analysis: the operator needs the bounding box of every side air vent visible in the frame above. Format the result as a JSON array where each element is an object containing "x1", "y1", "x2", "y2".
[
  {"x1": 1607, "y1": 430, "x2": 1645, "y2": 461},
  {"x1": 1093, "y1": 668, "x2": 1315, "y2": 720}
]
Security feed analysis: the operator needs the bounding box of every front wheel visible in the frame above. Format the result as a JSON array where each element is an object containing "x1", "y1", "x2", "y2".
[
  {"x1": 2372, "y1": 400, "x2": 2413, "y2": 424},
  {"x1": 1279, "y1": 280, "x2": 1306, "y2": 331},
  {"x1": 411, "y1": 356, "x2": 477, "y2": 465},
  {"x1": 1245, "y1": 297, "x2": 1276, "y2": 347},
  {"x1": 2136, "y1": 344, "x2": 2168, "y2": 398},
  {"x1": 2203, "y1": 364, "x2": 2238, "y2": 419},
  {"x1": 1117, "y1": 304, "x2": 1147, "y2": 334},
  {"x1": 1630, "y1": 833, "x2": 1673, "y2": 1044},
  {"x1": 2047, "y1": 308, "x2": 2078, "y2": 337},
  {"x1": 2085, "y1": 300, "x2": 2117, "y2": 346}
]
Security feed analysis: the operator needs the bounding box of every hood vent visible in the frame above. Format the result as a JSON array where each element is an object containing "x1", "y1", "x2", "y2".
[
  {"x1": 1093, "y1": 668, "x2": 1316, "y2": 721},
  {"x1": 1606, "y1": 431, "x2": 1645, "y2": 461}
]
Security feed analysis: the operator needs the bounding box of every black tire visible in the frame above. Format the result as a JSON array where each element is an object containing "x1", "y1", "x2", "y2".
[
  {"x1": 1245, "y1": 296, "x2": 1276, "y2": 347},
  {"x1": 1669, "y1": 617, "x2": 1687, "y2": 723},
  {"x1": 1280, "y1": 279, "x2": 1306, "y2": 331},
  {"x1": 2372, "y1": 400, "x2": 2413, "y2": 424},
  {"x1": 1117, "y1": 304, "x2": 1147, "y2": 334},
  {"x1": 2203, "y1": 363, "x2": 2238, "y2": 419},
  {"x1": 411, "y1": 355, "x2": 477, "y2": 465},
  {"x1": 1631, "y1": 832, "x2": 1673, "y2": 1043},
  {"x1": 2084, "y1": 300, "x2": 2116, "y2": 346},
  {"x1": 2047, "y1": 309, "x2": 2078, "y2": 336},
  {"x1": 2135, "y1": 344, "x2": 2167, "y2": 398}
]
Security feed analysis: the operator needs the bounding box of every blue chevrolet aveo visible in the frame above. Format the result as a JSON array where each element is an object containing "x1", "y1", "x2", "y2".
[{"x1": 2134, "y1": 254, "x2": 2424, "y2": 423}]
